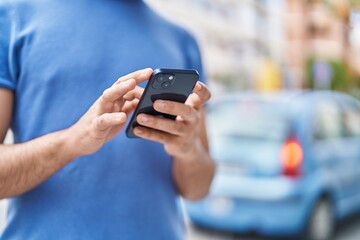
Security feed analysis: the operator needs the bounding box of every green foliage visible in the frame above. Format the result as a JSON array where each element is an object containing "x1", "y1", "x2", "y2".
[
  {"x1": 350, "y1": 0, "x2": 360, "y2": 7},
  {"x1": 305, "y1": 58, "x2": 360, "y2": 100},
  {"x1": 306, "y1": 58, "x2": 349, "y2": 91}
]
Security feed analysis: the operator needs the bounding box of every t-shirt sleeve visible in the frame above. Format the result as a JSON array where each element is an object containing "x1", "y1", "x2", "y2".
[
  {"x1": 184, "y1": 32, "x2": 207, "y2": 85},
  {"x1": 0, "y1": 4, "x2": 16, "y2": 90}
]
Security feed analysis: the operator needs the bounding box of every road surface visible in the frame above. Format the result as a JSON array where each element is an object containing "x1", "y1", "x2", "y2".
[{"x1": 185, "y1": 214, "x2": 360, "y2": 240}]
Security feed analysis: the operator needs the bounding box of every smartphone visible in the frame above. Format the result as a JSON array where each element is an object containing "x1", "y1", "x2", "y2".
[{"x1": 126, "y1": 68, "x2": 199, "y2": 138}]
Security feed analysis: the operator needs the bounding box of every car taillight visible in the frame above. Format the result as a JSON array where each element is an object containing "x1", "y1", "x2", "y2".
[{"x1": 280, "y1": 138, "x2": 303, "y2": 177}]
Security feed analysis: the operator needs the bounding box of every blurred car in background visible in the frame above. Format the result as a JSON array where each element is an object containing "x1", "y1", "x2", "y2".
[{"x1": 186, "y1": 91, "x2": 360, "y2": 240}]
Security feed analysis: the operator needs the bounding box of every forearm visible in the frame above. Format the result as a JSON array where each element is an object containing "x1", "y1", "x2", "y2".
[
  {"x1": 0, "y1": 129, "x2": 76, "y2": 199},
  {"x1": 0, "y1": 68, "x2": 151, "y2": 200},
  {"x1": 173, "y1": 139, "x2": 215, "y2": 201}
]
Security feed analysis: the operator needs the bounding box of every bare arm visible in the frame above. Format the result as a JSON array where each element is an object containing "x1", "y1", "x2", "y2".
[
  {"x1": 0, "y1": 68, "x2": 152, "y2": 199},
  {"x1": 171, "y1": 109, "x2": 215, "y2": 201},
  {"x1": 0, "y1": 127, "x2": 75, "y2": 198},
  {"x1": 134, "y1": 82, "x2": 215, "y2": 201}
]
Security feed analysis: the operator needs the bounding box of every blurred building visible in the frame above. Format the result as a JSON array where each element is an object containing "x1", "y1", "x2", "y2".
[
  {"x1": 286, "y1": 0, "x2": 307, "y2": 89},
  {"x1": 146, "y1": 0, "x2": 358, "y2": 95},
  {"x1": 146, "y1": 0, "x2": 287, "y2": 92},
  {"x1": 301, "y1": 0, "x2": 350, "y2": 92}
]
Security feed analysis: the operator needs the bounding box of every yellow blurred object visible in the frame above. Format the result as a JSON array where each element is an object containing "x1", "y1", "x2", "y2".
[
  {"x1": 327, "y1": 0, "x2": 350, "y2": 22},
  {"x1": 255, "y1": 58, "x2": 282, "y2": 92}
]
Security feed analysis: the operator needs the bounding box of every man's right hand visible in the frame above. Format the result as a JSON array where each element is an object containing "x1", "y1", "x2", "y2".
[
  {"x1": 0, "y1": 68, "x2": 151, "y2": 199},
  {"x1": 64, "y1": 68, "x2": 152, "y2": 158}
]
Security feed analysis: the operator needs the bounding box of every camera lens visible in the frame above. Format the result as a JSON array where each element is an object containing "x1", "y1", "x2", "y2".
[
  {"x1": 161, "y1": 81, "x2": 171, "y2": 89},
  {"x1": 156, "y1": 75, "x2": 165, "y2": 82}
]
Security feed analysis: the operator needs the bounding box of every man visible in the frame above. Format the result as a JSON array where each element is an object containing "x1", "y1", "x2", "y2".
[{"x1": 0, "y1": 0, "x2": 215, "y2": 239}]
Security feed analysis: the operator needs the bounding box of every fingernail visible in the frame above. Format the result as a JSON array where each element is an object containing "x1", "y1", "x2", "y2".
[
  {"x1": 135, "y1": 128, "x2": 143, "y2": 134},
  {"x1": 157, "y1": 101, "x2": 166, "y2": 108},
  {"x1": 140, "y1": 115, "x2": 149, "y2": 122},
  {"x1": 195, "y1": 82, "x2": 202, "y2": 91}
]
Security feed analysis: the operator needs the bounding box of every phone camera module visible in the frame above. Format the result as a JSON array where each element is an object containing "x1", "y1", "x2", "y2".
[{"x1": 152, "y1": 74, "x2": 175, "y2": 89}]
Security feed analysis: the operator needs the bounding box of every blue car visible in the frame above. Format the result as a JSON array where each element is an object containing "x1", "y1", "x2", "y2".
[{"x1": 186, "y1": 91, "x2": 360, "y2": 240}]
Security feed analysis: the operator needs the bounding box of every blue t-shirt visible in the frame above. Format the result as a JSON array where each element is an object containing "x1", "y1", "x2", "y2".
[{"x1": 0, "y1": 0, "x2": 205, "y2": 239}]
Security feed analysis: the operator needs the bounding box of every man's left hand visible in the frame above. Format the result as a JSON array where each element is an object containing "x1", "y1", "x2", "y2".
[{"x1": 134, "y1": 81, "x2": 211, "y2": 159}]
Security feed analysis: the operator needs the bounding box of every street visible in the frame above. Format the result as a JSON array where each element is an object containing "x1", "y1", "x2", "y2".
[{"x1": 185, "y1": 214, "x2": 360, "y2": 240}]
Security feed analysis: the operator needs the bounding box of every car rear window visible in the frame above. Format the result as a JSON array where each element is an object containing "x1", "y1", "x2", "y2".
[
  {"x1": 207, "y1": 99, "x2": 292, "y2": 170},
  {"x1": 208, "y1": 99, "x2": 290, "y2": 141}
]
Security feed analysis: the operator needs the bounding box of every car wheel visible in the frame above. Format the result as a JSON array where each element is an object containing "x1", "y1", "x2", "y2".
[{"x1": 306, "y1": 198, "x2": 335, "y2": 240}]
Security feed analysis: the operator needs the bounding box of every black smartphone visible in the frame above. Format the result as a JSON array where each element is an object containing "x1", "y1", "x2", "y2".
[{"x1": 126, "y1": 68, "x2": 199, "y2": 138}]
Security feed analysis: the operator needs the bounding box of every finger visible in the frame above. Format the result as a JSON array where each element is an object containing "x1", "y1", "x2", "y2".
[
  {"x1": 94, "y1": 112, "x2": 127, "y2": 131},
  {"x1": 186, "y1": 82, "x2": 211, "y2": 109},
  {"x1": 122, "y1": 99, "x2": 139, "y2": 115},
  {"x1": 114, "y1": 68, "x2": 153, "y2": 85},
  {"x1": 134, "y1": 126, "x2": 172, "y2": 144},
  {"x1": 123, "y1": 86, "x2": 144, "y2": 101},
  {"x1": 153, "y1": 100, "x2": 197, "y2": 122},
  {"x1": 113, "y1": 101, "x2": 121, "y2": 112},
  {"x1": 99, "y1": 79, "x2": 136, "y2": 112},
  {"x1": 114, "y1": 86, "x2": 142, "y2": 112},
  {"x1": 136, "y1": 114, "x2": 186, "y2": 136},
  {"x1": 102, "y1": 79, "x2": 136, "y2": 103}
]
